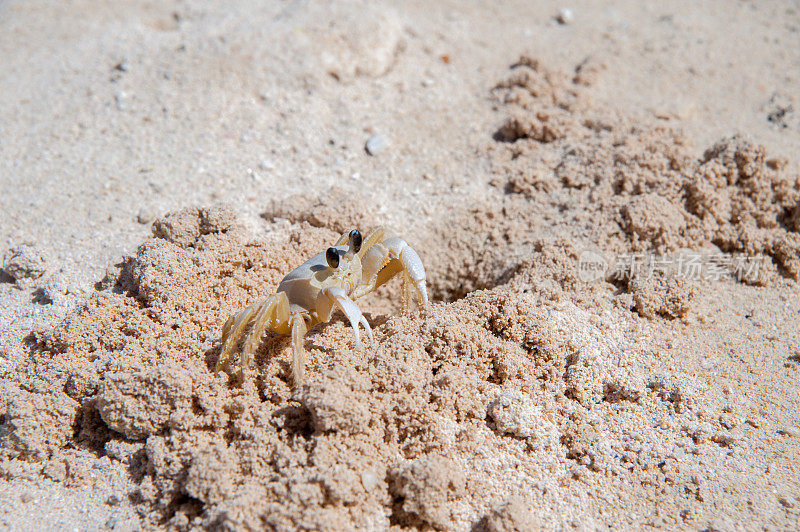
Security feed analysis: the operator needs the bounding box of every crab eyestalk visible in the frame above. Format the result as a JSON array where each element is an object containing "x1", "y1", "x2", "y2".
[
  {"x1": 325, "y1": 247, "x2": 340, "y2": 269},
  {"x1": 346, "y1": 229, "x2": 362, "y2": 259}
]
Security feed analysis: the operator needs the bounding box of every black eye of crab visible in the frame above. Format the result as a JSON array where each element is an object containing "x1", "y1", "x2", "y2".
[
  {"x1": 326, "y1": 247, "x2": 340, "y2": 269},
  {"x1": 349, "y1": 229, "x2": 362, "y2": 253}
]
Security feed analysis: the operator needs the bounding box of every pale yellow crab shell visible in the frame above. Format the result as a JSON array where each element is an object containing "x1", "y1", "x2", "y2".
[{"x1": 276, "y1": 244, "x2": 362, "y2": 316}]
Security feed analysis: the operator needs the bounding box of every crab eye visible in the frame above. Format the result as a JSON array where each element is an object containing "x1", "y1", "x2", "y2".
[
  {"x1": 326, "y1": 247, "x2": 339, "y2": 269},
  {"x1": 349, "y1": 229, "x2": 362, "y2": 253}
]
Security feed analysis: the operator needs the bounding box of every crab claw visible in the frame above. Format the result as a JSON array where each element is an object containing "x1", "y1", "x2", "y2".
[
  {"x1": 378, "y1": 236, "x2": 428, "y2": 312},
  {"x1": 399, "y1": 244, "x2": 428, "y2": 310},
  {"x1": 323, "y1": 287, "x2": 373, "y2": 347}
]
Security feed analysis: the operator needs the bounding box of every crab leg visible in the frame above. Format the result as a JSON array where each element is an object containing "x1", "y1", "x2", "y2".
[
  {"x1": 217, "y1": 305, "x2": 257, "y2": 372},
  {"x1": 290, "y1": 314, "x2": 308, "y2": 385},
  {"x1": 239, "y1": 292, "x2": 291, "y2": 369}
]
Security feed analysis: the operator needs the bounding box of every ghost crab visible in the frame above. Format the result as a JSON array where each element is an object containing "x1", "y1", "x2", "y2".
[{"x1": 217, "y1": 226, "x2": 428, "y2": 384}]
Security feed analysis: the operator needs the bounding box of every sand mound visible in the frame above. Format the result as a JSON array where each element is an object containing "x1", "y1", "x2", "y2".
[
  {"x1": 0, "y1": 206, "x2": 682, "y2": 528},
  {"x1": 1, "y1": 58, "x2": 799, "y2": 531},
  {"x1": 491, "y1": 56, "x2": 800, "y2": 283}
]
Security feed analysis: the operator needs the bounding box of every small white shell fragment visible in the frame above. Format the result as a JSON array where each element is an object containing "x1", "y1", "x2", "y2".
[
  {"x1": 360, "y1": 470, "x2": 378, "y2": 491},
  {"x1": 365, "y1": 134, "x2": 389, "y2": 155},
  {"x1": 556, "y1": 8, "x2": 573, "y2": 24},
  {"x1": 137, "y1": 207, "x2": 157, "y2": 224},
  {"x1": 115, "y1": 91, "x2": 129, "y2": 110}
]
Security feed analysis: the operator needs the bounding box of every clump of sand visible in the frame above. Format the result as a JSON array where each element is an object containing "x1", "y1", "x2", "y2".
[
  {"x1": 263, "y1": 185, "x2": 380, "y2": 234},
  {"x1": 490, "y1": 56, "x2": 800, "y2": 282},
  {"x1": 1, "y1": 244, "x2": 48, "y2": 285}
]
